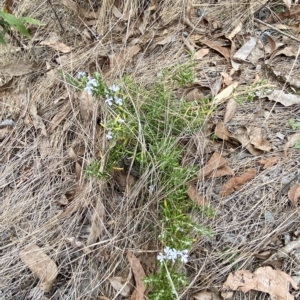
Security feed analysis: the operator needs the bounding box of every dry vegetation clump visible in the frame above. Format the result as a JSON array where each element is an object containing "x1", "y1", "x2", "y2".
[{"x1": 1, "y1": 0, "x2": 300, "y2": 299}]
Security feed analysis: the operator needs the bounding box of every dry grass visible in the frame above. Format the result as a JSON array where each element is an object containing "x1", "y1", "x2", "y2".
[{"x1": 1, "y1": 0, "x2": 300, "y2": 299}]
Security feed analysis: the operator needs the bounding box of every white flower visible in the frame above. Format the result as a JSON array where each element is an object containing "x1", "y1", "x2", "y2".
[
  {"x1": 148, "y1": 185, "x2": 155, "y2": 194},
  {"x1": 157, "y1": 252, "x2": 165, "y2": 262},
  {"x1": 167, "y1": 248, "x2": 178, "y2": 262},
  {"x1": 106, "y1": 131, "x2": 113, "y2": 140},
  {"x1": 77, "y1": 71, "x2": 86, "y2": 79},
  {"x1": 117, "y1": 118, "x2": 124, "y2": 123},
  {"x1": 109, "y1": 84, "x2": 120, "y2": 92},
  {"x1": 114, "y1": 97, "x2": 123, "y2": 105},
  {"x1": 84, "y1": 85, "x2": 93, "y2": 95},
  {"x1": 105, "y1": 97, "x2": 113, "y2": 106},
  {"x1": 87, "y1": 77, "x2": 97, "y2": 87},
  {"x1": 178, "y1": 250, "x2": 189, "y2": 263}
]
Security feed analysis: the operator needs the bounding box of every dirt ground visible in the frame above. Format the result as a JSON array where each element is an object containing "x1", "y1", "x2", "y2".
[{"x1": 1, "y1": 0, "x2": 300, "y2": 299}]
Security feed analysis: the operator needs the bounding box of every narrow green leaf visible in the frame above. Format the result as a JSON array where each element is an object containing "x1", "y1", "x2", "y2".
[
  {"x1": 294, "y1": 141, "x2": 300, "y2": 149},
  {"x1": 19, "y1": 17, "x2": 44, "y2": 26},
  {"x1": 13, "y1": 23, "x2": 30, "y2": 37},
  {"x1": 0, "y1": 32, "x2": 6, "y2": 45}
]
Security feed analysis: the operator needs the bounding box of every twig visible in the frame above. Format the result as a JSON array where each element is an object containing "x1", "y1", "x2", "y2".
[
  {"x1": 254, "y1": 18, "x2": 300, "y2": 43},
  {"x1": 47, "y1": 0, "x2": 65, "y2": 32}
]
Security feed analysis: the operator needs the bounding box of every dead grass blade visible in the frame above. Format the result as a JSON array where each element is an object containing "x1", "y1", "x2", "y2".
[{"x1": 48, "y1": 102, "x2": 72, "y2": 134}]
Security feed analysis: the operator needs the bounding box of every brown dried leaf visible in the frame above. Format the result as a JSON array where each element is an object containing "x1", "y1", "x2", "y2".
[
  {"x1": 220, "y1": 72, "x2": 233, "y2": 86},
  {"x1": 230, "y1": 127, "x2": 263, "y2": 156},
  {"x1": 223, "y1": 266, "x2": 298, "y2": 300},
  {"x1": 29, "y1": 102, "x2": 47, "y2": 136},
  {"x1": 198, "y1": 152, "x2": 227, "y2": 179},
  {"x1": 199, "y1": 40, "x2": 229, "y2": 59},
  {"x1": 262, "y1": 90, "x2": 300, "y2": 106},
  {"x1": 41, "y1": 39, "x2": 73, "y2": 53},
  {"x1": 212, "y1": 82, "x2": 238, "y2": 105},
  {"x1": 288, "y1": 183, "x2": 300, "y2": 207},
  {"x1": 19, "y1": 244, "x2": 58, "y2": 293},
  {"x1": 264, "y1": 35, "x2": 276, "y2": 55},
  {"x1": 61, "y1": 0, "x2": 98, "y2": 19},
  {"x1": 78, "y1": 90, "x2": 97, "y2": 125},
  {"x1": 0, "y1": 61, "x2": 36, "y2": 76},
  {"x1": 284, "y1": 133, "x2": 300, "y2": 156},
  {"x1": 215, "y1": 122, "x2": 230, "y2": 141},
  {"x1": 206, "y1": 164, "x2": 234, "y2": 179},
  {"x1": 259, "y1": 156, "x2": 279, "y2": 169},
  {"x1": 112, "y1": 169, "x2": 136, "y2": 192},
  {"x1": 138, "y1": 6, "x2": 150, "y2": 34},
  {"x1": 48, "y1": 102, "x2": 71, "y2": 134},
  {"x1": 187, "y1": 184, "x2": 208, "y2": 206},
  {"x1": 224, "y1": 98, "x2": 237, "y2": 123},
  {"x1": 227, "y1": 22, "x2": 243, "y2": 40},
  {"x1": 108, "y1": 277, "x2": 132, "y2": 297},
  {"x1": 220, "y1": 169, "x2": 256, "y2": 197},
  {"x1": 193, "y1": 291, "x2": 222, "y2": 300},
  {"x1": 185, "y1": 88, "x2": 202, "y2": 102},
  {"x1": 194, "y1": 48, "x2": 209, "y2": 60},
  {"x1": 247, "y1": 126, "x2": 271, "y2": 152},
  {"x1": 127, "y1": 251, "x2": 146, "y2": 300},
  {"x1": 86, "y1": 200, "x2": 105, "y2": 247},
  {"x1": 274, "y1": 46, "x2": 297, "y2": 58},
  {"x1": 109, "y1": 45, "x2": 141, "y2": 69}
]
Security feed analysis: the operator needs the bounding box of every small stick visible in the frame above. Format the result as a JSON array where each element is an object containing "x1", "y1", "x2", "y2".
[
  {"x1": 47, "y1": 0, "x2": 65, "y2": 32},
  {"x1": 254, "y1": 18, "x2": 300, "y2": 43}
]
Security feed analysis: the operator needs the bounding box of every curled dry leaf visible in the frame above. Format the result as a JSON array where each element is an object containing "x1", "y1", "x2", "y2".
[
  {"x1": 199, "y1": 39, "x2": 229, "y2": 59},
  {"x1": 215, "y1": 122, "x2": 230, "y2": 141},
  {"x1": 19, "y1": 244, "x2": 58, "y2": 293},
  {"x1": 220, "y1": 169, "x2": 256, "y2": 197},
  {"x1": 284, "y1": 133, "x2": 300, "y2": 157},
  {"x1": 220, "y1": 72, "x2": 233, "y2": 86},
  {"x1": 187, "y1": 184, "x2": 208, "y2": 206},
  {"x1": 127, "y1": 251, "x2": 146, "y2": 300},
  {"x1": 108, "y1": 276, "x2": 132, "y2": 297},
  {"x1": 247, "y1": 126, "x2": 271, "y2": 152},
  {"x1": 223, "y1": 266, "x2": 298, "y2": 300},
  {"x1": 41, "y1": 39, "x2": 73, "y2": 53},
  {"x1": 262, "y1": 90, "x2": 300, "y2": 106},
  {"x1": 229, "y1": 127, "x2": 263, "y2": 156},
  {"x1": 193, "y1": 290, "x2": 222, "y2": 300},
  {"x1": 259, "y1": 156, "x2": 279, "y2": 169},
  {"x1": 264, "y1": 35, "x2": 276, "y2": 55},
  {"x1": 223, "y1": 98, "x2": 237, "y2": 123},
  {"x1": 109, "y1": 45, "x2": 141, "y2": 69},
  {"x1": 194, "y1": 48, "x2": 209, "y2": 60},
  {"x1": 288, "y1": 183, "x2": 300, "y2": 207},
  {"x1": 212, "y1": 82, "x2": 238, "y2": 105},
  {"x1": 198, "y1": 152, "x2": 226, "y2": 179}
]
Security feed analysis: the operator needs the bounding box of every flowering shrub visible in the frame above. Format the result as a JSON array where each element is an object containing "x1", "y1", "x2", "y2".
[{"x1": 68, "y1": 69, "x2": 214, "y2": 299}]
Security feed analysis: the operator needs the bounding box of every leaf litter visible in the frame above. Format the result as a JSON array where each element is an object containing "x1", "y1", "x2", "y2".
[{"x1": 3, "y1": 1, "x2": 300, "y2": 299}]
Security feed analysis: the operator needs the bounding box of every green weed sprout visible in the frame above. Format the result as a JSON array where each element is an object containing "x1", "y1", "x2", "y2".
[{"x1": 0, "y1": 10, "x2": 43, "y2": 45}]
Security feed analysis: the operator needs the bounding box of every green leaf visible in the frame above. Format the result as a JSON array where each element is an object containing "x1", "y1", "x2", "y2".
[
  {"x1": 0, "y1": 32, "x2": 6, "y2": 45},
  {"x1": 19, "y1": 16, "x2": 45, "y2": 26},
  {"x1": 13, "y1": 23, "x2": 30, "y2": 37},
  {"x1": 294, "y1": 141, "x2": 300, "y2": 149},
  {"x1": 289, "y1": 118, "x2": 300, "y2": 130}
]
